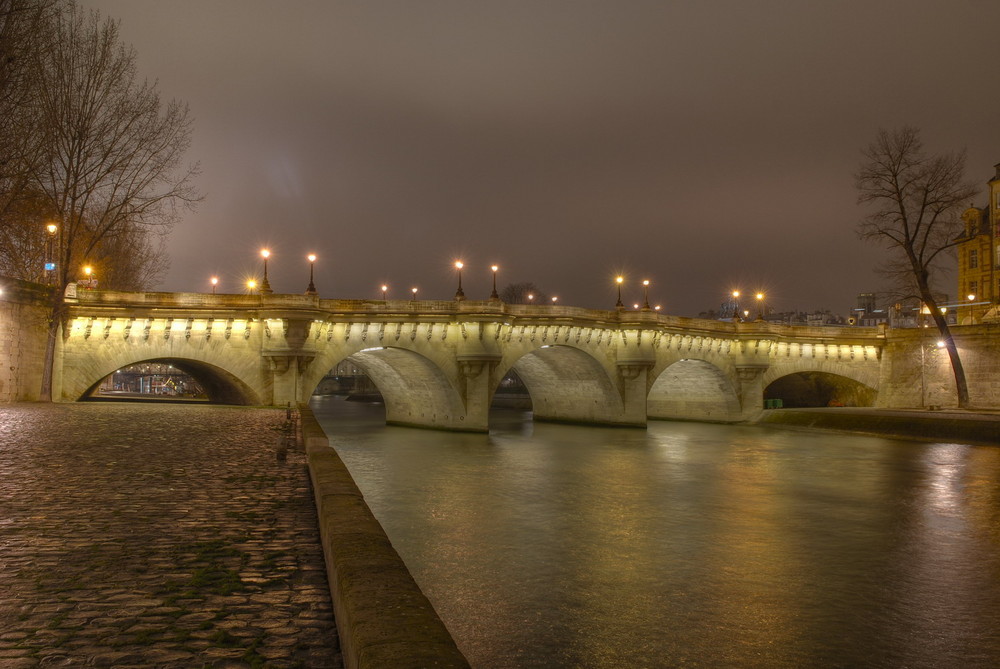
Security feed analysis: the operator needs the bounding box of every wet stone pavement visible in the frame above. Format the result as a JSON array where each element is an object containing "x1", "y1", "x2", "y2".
[{"x1": 0, "y1": 403, "x2": 342, "y2": 668}]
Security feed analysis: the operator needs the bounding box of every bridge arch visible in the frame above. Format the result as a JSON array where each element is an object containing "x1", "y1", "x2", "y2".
[
  {"x1": 647, "y1": 358, "x2": 741, "y2": 422},
  {"x1": 763, "y1": 370, "x2": 877, "y2": 408},
  {"x1": 77, "y1": 357, "x2": 261, "y2": 405},
  {"x1": 331, "y1": 347, "x2": 468, "y2": 430},
  {"x1": 502, "y1": 344, "x2": 626, "y2": 425}
]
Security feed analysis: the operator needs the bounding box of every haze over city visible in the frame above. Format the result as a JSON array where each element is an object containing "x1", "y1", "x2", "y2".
[{"x1": 83, "y1": 0, "x2": 1000, "y2": 316}]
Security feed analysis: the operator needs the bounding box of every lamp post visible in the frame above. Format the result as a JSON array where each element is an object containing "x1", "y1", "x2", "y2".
[
  {"x1": 551, "y1": 296, "x2": 558, "y2": 304},
  {"x1": 260, "y1": 249, "x2": 273, "y2": 294},
  {"x1": 527, "y1": 293, "x2": 534, "y2": 304},
  {"x1": 454, "y1": 261, "x2": 465, "y2": 301},
  {"x1": 247, "y1": 279, "x2": 258, "y2": 294},
  {"x1": 44, "y1": 223, "x2": 58, "y2": 285},
  {"x1": 642, "y1": 279, "x2": 651, "y2": 310},
  {"x1": 490, "y1": 265, "x2": 499, "y2": 300},
  {"x1": 755, "y1": 292, "x2": 765, "y2": 321},
  {"x1": 968, "y1": 293, "x2": 976, "y2": 324},
  {"x1": 210, "y1": 276, "x2": 218, "y2": 294},
  {"x1": 411, "y1": 287, "x2": 418, "y2": 301},
  {"x1": 82, "y1": 265, "x2": 93, "y2": 290},
  {"x1": 731, "y1": 290, "x2": 741, "y2": 321},
  {"x1": 381, "y1": 284, "x2": 388, "y2": 302},
  {"x1": 306, "y1": 253, "x2": 317, "y2": 295},
  {"x1": 615, "y1": 276, "x2": 624, "y2": 309}
]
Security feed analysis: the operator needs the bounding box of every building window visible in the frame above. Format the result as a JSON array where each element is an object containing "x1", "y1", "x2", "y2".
[
  {"x1": 969, "y1": 280, "x2": 978, "y2": 297},
  {"x1": 969, "y1": 249, "x2": 978, "y2": 269}
]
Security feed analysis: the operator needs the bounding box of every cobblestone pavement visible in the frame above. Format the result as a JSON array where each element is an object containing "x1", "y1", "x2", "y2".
[{"x1": 0, "y1": 403, "x2": 342, "y2": 668}]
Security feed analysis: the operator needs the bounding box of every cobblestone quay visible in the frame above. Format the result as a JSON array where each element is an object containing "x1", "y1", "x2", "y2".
[{"x1": 0, "y1": 403, "x2": 342, "y2": 668}]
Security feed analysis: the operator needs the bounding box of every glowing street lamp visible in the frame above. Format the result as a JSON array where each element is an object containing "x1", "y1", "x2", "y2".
[
  {"x1": 527, "y1": 293, "x2": 534, "y2": 303},
  {"x1": 642, "y1": 279, "x2": 651, "y2": 310},
  {"x1": 381, "y1": 284, "x2": 388, "y2": 301},
  {"x1": 210, "y1": 276, "x2": 219, "y2": 294},
  {"x1": 615, "y1": 276, "x2": 624, "y2": 309},
  {"x1": 247, "y1": 279, "x2": 258, "y2": 293},
  {"x1": 755, "y1": 292, "x2": 765, "y2": 321},
  {"x1": 551, "y1": 296, "x2": 558, "y2": 304},
  {"x1": 411, "y1": 287, "x2": 418, "y2": 301},
  {"x1": 454, "y1": 260, "x2": 465, "y2": 301},
  {"x1": 633, "y1": 303, "x2": 640, "y2": 310},
  {"x1": 306, "y1": 253, "x2": 317, "y2": 295},
  {"x1": 44, "y1": 223, "x2": 58, "y2": 284},
  {"x1": 260, "y1": 248, "x2": 273, "y2": 294},
  {"x1": 490, "y1": 264, "x2": 499, "y2": 300}
]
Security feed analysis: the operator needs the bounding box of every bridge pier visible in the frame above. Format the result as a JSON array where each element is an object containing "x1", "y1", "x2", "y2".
[{"x1": 735, "y1": 364, "x2": 767, "y2": 420}]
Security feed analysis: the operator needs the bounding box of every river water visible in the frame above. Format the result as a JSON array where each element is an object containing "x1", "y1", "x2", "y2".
[{"x1": 310, "y1": 396, "x2": 1000, "y2": 668}]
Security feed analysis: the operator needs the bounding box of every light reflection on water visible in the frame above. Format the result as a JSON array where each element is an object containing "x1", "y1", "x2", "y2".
[{"x1": 311, "y1": 396, "x2": 1000, "y2": 668}]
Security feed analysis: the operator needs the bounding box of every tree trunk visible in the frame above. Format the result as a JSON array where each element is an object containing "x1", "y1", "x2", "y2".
[
  {"x1": 38, "y1": 287, "x2": 63, "y2": 402},
  {"x1": 916, "y1": 275, "x2": 970, "y2": 409}
]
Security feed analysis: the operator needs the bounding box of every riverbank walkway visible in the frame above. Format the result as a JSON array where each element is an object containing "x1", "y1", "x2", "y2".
[
  {"x1": 756, "y1": 406, "x2": 1000, "y2": 446},
  {"x1": 0, "y1": 403, "x2": 342, "y2": 668}
]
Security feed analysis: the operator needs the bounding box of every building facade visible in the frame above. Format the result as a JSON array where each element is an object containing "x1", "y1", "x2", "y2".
[{"x1": 956, "y1": 164, "x2": 1000, "y2": 323}]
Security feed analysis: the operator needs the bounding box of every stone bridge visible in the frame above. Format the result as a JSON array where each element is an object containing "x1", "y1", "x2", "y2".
[{"x1": 50, "y1": 290, "x2": 903, "y2": 432}]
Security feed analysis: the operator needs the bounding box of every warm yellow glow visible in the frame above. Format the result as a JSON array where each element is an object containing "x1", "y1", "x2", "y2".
[
  {"x1": 936, "y1": 340, "x2": 946, "y2": 348},
  {"x1": 46, "y1": 223, "x2": 58, "y2": 235},
  {"x1": 247, "y1": 279, "x2": 257, "y2": 290},
  {"x1": 260, "y1": 248, "x2": 270, "y2": 259},
  {"x1": 755, "y1": 292, "x2": 764, "y2": 301},
  {"x1": 968, "y1": 294, "x2": 976, "y2": 301},
  {"x1": 527, "y1": 293, "x2": 534, "y2": 301},
  {"x1": 83, "y1": 266, "x2": 92, "y2": 276},
  {"x1": 551, "y1": 296, "x2": 558, "y2": 303},
  {"x1": 616, "y1": 276, "x2": 624, "y2": 284},
  {"x1": 491, "y1": 265, "x2": 498, "y2": 272},
  {"x1": 654, "y1": 305, "x2": 661, "y2": 311},
  {"x1": 633, "y1": 303, "x2": 640, "y2": 309},
  {"x1": 643, "y1": 279, "x2": 650, "y2": 287},
  {"x1": 210, "y1": 276, "x2": 218, "y2": 286},
  {"x1": 940, "y1": 307, "x2": 947, "y2": 314},
  {"x1": 411, "y1": 287, "x2": 418, "y2": 295},
  {"x1": 308, "y1": 253, "x2": 317, "y2": 263},
  {"x1": 455, "y1": 260, "x2": 463, "y2": 270},
  {"x1": 381, "y1": 284, "x2": 388, "y2": 292},
  {"x1": 921, "y1": 304, "x2": 931, "y2": 314},
  {"x1": 732, "y1": 290, "x2": 740, "y2": 298}
]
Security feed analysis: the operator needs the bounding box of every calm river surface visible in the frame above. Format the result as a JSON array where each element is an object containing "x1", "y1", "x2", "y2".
[{"x1": 311, "y1": 396, "x2": 1000, "y2": 668}]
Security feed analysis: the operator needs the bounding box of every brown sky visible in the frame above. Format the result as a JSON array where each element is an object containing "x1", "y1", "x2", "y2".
[{"x1": 82, "y1": 0, "x2": 1000, "y2": 316}]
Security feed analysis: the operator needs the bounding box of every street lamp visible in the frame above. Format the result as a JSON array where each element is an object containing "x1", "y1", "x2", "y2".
[
  {"x1": 968, "y1": 293, "x2": 976, "y2": 323},
  {"x1": 411, "y1": 286, "x2": 418, "y2": 301},
  {"x1": 454, "y1": 260, "x2": 465, "y2": 301},
  {"x1": 82, "y1": 265, "x2": 95, "y2": 290},
  {"x1": 642, "y1": 279, "x2": 651, "y2": 310},
  {"x1": 210, "y1": 276, "x2": 218, "y2": 294},
  {"x1": 615, "y1": 276, "x2": 624, "y2": 308},
  {"x1": 247, "y1": 279, "x2": 258, "y2": 293},
  {"x1": 551, "y1": 296, "x2": 558, "y2": 304},
  {"x1": 490, "y1": 264, "x2": 499, "y2": 300},
  {"x1": 306, "y1": 253, "x2": 317, "y2": 295},
  {"x1": 260, "y1": 248, "x2": 272, "y2": 294},
  {"x1": 381, "y1": 284, "x2": 388, "y2": 301},
  {"x1": 755, "y1": 292, "x2": 765, "y2": 321},
  {"x1": 527, "y1": 293, "x2": 534, "y2": 303},
  {"x1": 44, "y1": 223, "x2": 58, "y2": 284}
]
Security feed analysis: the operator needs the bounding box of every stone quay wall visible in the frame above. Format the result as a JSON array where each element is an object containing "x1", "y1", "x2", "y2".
[
  {"x1": 301, "y1": 406, "x2": 470, "y2": 669},
  {"x1": 0, "y1": 278, "x2": 52, "y2": 402}
]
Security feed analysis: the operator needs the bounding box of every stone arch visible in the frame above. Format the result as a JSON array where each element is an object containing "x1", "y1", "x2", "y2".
[
  {"x1": 764, "y1": 370, "x2": 877, "y2": 408},
  {"x1": 504, "y1": 345, "x2": 625, "y2": 424},
  {"x1": 647, "y1": 358, "x2": 741, "y2": 422},
  {"x1": 78, "y1": 357, "x2": 261, "y2": 405},
  {"x1": 339, "y1": 347, "x2": 468, "y2": 430}
]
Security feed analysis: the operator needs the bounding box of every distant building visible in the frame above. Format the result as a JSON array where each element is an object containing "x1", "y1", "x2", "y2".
[{"x1": 956, "y1": 163, "x2": 1000, "y2": 323}]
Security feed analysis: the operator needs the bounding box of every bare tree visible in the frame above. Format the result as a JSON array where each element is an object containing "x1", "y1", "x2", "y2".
[
  {"x1": 855, "y1": 126, "x2": 978, "y2": 408},
  {"x1": 500, "y1": 281, "x2": 548, "y2": 305},
  {"x1": 26, "y1": 3, "x2": 200, "y2": 400}
]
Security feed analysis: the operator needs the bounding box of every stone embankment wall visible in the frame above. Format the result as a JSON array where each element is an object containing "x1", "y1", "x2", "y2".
[
  {"x1": 878, "y1": 325, "x2": 1000, "y2": 409},
  {"x1": 300, "y1": 406, "x2": 470, "y2": 669},
  {"x1": 0, "y1": 278, "x2": 52, "y2": 402}
]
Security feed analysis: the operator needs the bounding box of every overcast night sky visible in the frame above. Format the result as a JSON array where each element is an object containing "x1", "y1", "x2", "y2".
[{"x1": 82, "y1": 1, "x2": 1000, "y2": 316}]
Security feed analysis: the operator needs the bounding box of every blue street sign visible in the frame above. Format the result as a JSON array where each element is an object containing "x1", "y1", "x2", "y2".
[{"x1": 44, "y1": 262, "x2": 56, "y2": 271}]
